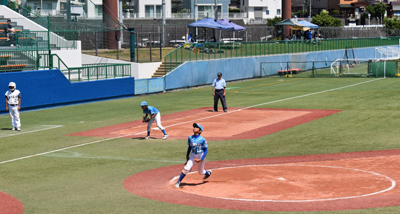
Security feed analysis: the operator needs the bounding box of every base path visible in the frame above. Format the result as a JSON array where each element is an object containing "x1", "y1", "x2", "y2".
[
  {"x1": 69, "y1": 108, "x2": 340, "y2": 140},
  {"x1": 123, "y1": 149, "x2": 400, "y2": 211},
  {"x1": 0, "y1": 192, "x2": 24, "y2": 214}
]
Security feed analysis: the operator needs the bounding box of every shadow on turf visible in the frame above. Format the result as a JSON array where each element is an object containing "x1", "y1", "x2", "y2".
[
  {"x1": 131, "y1": 137, "x2": 158, "y2": 140},
  {"x1": 1, "y1": 128, "x2": 12, "y2": 130}
]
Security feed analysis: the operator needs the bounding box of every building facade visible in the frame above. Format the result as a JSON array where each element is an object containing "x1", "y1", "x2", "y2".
[{"x1": 240, "y1": 0, "x2": 282, "y2": 22}]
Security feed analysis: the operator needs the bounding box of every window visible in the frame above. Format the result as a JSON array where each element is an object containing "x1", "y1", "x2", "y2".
[
  {"x1": 156, "y1": 5, "x2": 162, "y2": 18},
  {"x1": 145, "y1": 5, "x2": 154, "y2": 17},
  {"x1": 277, "y1": 9, "x2": 281, "y2": 15},
  {"x1": 266, "y1": 10, "x2": 269, "y2": 15}
]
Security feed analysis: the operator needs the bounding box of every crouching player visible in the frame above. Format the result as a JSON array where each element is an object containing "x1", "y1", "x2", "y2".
[{"x1": 175, "y1": 123, "x2": 211, "y2": 188}]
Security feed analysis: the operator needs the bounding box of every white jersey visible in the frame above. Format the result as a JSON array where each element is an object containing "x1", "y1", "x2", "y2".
[{"x1": 5, "y1": 89, "x2": 21, "y2": 105}]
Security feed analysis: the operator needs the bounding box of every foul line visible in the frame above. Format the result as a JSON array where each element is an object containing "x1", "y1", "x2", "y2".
[
  {"x1": 170, "y1": 163, "x2": 396, "y2": 202},
  {"x1": 0, "y1": 125, "x2": 63, "y2": 139},
  {"x1": 0, "y1": 78, "x2": 382, "y2": 165}
]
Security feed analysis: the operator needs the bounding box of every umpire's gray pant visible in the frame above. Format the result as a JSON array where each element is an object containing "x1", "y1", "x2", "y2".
[{"x1": 214, "y1": 89, "x2": 227, "y2": 111}]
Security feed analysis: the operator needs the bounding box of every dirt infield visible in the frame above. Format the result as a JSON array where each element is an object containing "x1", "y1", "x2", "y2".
[
  {"x1": 69, "y1": 107, "x2": 340, "y2": 140},
  {"x1": 123, "y1": 149, "x2": 400, "y2": 211},
  {"x1": 0, "y1": 192, "x2": 24, "y2": 214}
]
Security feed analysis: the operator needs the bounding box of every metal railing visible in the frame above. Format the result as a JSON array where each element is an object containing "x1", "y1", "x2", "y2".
[
  {"x1": 164, "y1": 36, "x2": 400, "y2": 74},
  {"x1": 0, "y1": 50, "x2": 39, "y2": 72},
  {"x1": 51, "y1": 55, "x2": 131, "y2": 82}
]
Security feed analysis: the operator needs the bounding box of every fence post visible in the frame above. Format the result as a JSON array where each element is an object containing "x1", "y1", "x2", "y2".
[
  {"x1": 47, "y1": 16, "x2": 50, "y2": 50},
  {"x1": 129, "y1": 28, "x2": 135, "y2": 62},
  {"x1": 150, "y1": 33, "x2": 152, "y2": 62},
  {"x1": 95, "y1": 32, "x2": 98, "y2": 56}
]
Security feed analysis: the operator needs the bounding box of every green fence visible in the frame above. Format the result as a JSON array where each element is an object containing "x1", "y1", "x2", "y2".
[
  {"x1": 260, "y1": 59, "x2": 400, "y2": 78},
  {"x1": 0, "y1": 50, "x2": 40, "y2": 72},
  {"x1": 51, "y1": 54, "x2": 131, "y2": 82},
  {"x1": 165, "y1": 37, "x2": 400, "y2": 74}
]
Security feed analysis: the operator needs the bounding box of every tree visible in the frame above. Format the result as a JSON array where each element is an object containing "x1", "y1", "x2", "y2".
[
  {"x1": 266, "y1": 16, "x2": 283, "y2": 38},
  {"x1": 366, "y1": 4, "x2": 375, "y2": 17},
  {"x1": 311, "y1": 10, "x2": 343, "y2": 27},
  {"x1": 374, "y1": 2, "x2": 386, "y2": 19}
]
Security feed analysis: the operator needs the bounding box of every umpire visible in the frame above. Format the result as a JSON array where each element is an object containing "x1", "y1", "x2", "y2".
[{"x1": 212, "y1": 72, "x2": 227, "y2": 112}]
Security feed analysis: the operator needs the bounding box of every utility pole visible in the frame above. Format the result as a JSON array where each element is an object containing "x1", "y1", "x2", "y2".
[
  {"x1": 214, "y1": 0, "x2": 218, "y2": 41},
  {"x1": 309, "y1": 0, "x2": 311, "y2": 18},
  {"x1": 162, "y1": 0, "x2": 166, "y2": 47}
]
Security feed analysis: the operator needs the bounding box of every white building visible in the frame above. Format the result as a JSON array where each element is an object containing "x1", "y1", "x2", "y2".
[
  {"x1": 132, "y1": 0, "x2": 172, "y2": 18},
  {"x1": 240, "y1": 0, "x2": 281, "y2": 22}
]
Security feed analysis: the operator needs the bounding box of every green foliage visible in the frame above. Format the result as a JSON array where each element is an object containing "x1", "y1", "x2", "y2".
[
  {"x1": 311, "y1": 11, "x2": 343, "y2": 27},
  {"x1": 295, "y1": 10, "x2": 305, "y2": 17},
  {"x1": 179, "y1": 8, "x2": 188, "y2": 13},
  {"x1": 366, "y1": 4, "x2": 375, "y2": 16},
  {"x1": 331, "y1": 10, "x2": 339, "y2": 15},
  {"x1": 374, "y1": 2, "x2": 386, "y2": 18},
  {"x1": 266, "y1": 16, "x2": 282, "y2": 26},
  {"x1": 229, "y1": 8, "x2": 240, "y2": 13},
  {"x1": 384, "y1": 17, "x2": 400, "y2": 35},
  {"x1": 122, "y1": 2, "x2": 129, "y2": 10}
]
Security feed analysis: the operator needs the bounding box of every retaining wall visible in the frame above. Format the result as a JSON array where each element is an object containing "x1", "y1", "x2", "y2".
[{"x1": 0, "y1": 69, "x2": 135, "y2": 113}]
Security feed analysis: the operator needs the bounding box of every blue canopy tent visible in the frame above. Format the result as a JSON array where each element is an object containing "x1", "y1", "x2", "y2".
[
  {"x1": 297, "y1": 20, "x2": 319, "y2": 29},
  {"x1": 188, "y1": 18, "x2": 235, "y2": 30},
  {"x1": 188, "y1": 18, "x2": 234, "y2": 42},
  {"x1": 216, "y1": 19, "x2": 246, "y2": 31}
]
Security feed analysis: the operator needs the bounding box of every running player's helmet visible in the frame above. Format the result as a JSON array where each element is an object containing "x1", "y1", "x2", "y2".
[{"x1": 8, "y1": 82, "x2": 16, "y2": 92}]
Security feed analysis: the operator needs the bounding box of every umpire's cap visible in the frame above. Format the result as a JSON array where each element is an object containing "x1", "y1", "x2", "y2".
[
  {"x1": 193, "y1": 123, "x2": 203, "y2": 132},
  {"x1": 217, "y1": 72, "x2": 222, "y2": 76},
  {"x1": 140, "y1": 101, "x2": 147, "y2": 106}
]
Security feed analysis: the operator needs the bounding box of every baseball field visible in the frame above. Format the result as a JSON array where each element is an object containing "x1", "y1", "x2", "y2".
[{"x1": 2, "y1": 77, "x2": 400, "y2": 213}]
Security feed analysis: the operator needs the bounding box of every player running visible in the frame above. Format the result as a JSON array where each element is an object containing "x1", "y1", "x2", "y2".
[
  {"x1": 140, "y1": 101, "x2": 168, "y2": 140},
  {"x1": 175, "y1": 123, "x2": 211, "y2": 188}
]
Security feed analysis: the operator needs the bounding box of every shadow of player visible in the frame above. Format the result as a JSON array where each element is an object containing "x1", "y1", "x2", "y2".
[
  {"x1": 1, "y1": 128, "x2": 12, "y2": 131},
  {"x1": 180, "y1": 181, "x2": 208, "y2": 187}
]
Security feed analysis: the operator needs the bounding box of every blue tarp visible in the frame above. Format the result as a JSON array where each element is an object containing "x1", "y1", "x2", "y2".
[
  {"x1": 297, "y1": 20, "x2": 319, "y2": 29},
  {"x1": 217, "y1": 19, "x2": 246, "y2": 31},
  {"x1": 188, "y1": 18, "x2": 235, "y2": 30}
]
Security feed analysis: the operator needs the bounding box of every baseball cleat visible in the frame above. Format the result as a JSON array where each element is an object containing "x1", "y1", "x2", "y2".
[
  {"x1": 175, "y1": 181, "x2": 180, "y2": 188},
  {"x1": 203, "y1": 170, "x2": 212, "y2": 179},
  {"x1": 212, "y1": 110, "x2": 218, "y2": 112},
  {"x1": 163, "y1": 134, "x2": 168, "y2": 140},
  {"x1": 145, "y1": 136, "x2": 150, "y2": 140},
  {"x1": 224, "y1": 109, "x2": 228, "y2": 112},
  {"x1": 16, "y1": 128, "x2": 20, "y2": 131},
  {"x1": 11, "y1": 127, "x2": 15, "y2": 131}
]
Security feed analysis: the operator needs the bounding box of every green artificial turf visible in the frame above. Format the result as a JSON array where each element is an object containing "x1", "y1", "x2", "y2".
[{"x1": 1, "y1": 77, "x2": 400, "y2": 213}]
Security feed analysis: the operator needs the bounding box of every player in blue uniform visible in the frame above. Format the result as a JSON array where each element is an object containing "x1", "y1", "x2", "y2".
[
  {"x1": 175, "y1": 123, "x2": 211, "y2": 188},
  {"x1": 140, "y1": 101, "x2": 168, "y2": 140}
]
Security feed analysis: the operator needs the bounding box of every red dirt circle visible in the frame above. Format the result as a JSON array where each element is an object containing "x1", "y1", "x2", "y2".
[
  {"x1": 123, "y1": 150, "x2": 400, "y2": 212},
  {"x1": 0, "y1": 192, "x2": 24, "y2": 214}
]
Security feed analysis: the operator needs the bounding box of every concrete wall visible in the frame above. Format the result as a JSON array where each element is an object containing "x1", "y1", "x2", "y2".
[
  {"x1": 53, "y1": 41, "x2": 82, "y2": 68},
  {"x1": 0, "y1": 69, "x2": 135, "y2": 112},
  {"x1": 82, "y1": 54, "x2": 161, "y2": 79}
]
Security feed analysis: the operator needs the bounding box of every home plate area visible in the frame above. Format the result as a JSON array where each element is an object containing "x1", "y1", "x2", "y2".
[{"x1": 68, "y1": 107, "x2": 341, "y2": 140}]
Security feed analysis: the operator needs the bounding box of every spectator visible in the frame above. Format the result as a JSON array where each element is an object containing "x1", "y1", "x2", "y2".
[{"x1": 4, "y1": 20, "x2": 15, "y2": 42}]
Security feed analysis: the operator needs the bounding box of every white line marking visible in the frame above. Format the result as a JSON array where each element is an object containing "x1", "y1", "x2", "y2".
[
  {"x1": 0, "y1": 125, "x2": 63, "y2": 139},
  {"x1": 170, "y1": 163, "x2": 396, "y2": 202},
  {"x1": 0, "y1": 78, "x2": 382, "y2": 165}
]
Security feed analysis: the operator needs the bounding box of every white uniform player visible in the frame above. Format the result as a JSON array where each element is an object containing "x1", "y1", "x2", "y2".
[{"x1": 5, "y1": 82, "x2": 21, "y2": 131}]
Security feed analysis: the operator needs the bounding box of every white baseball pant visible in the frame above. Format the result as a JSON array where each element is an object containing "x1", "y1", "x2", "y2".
[
  {"x1": 8, "y1": 105, "x2": 21, "y2": 128},
  {"x1": 147, "y1": 112, "x2": 164, "y2": 131},
  {"x1": 183, "y1": 153, "x2": 207, "y2": 175}
]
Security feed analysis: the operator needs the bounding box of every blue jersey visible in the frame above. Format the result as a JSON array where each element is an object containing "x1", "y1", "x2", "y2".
[
  {"x1": 142, "y1": 106, "x2": 159, "y2": 115},
  {"x1": 188, "y1": 135, "x2": 208, "y2": 154}
]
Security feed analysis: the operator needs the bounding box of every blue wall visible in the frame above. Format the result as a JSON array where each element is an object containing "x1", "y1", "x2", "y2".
[
  {"x1": 0, "y1": 69, "x2": 135, "y2": 112},
  {"x1": 165, "y1": 46, "x2": 394, "y2": 90}
]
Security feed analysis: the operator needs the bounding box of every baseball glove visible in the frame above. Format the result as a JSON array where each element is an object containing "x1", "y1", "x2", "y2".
[{"x1": 143, "y1": 117, "x2": 151, "y2": 123}]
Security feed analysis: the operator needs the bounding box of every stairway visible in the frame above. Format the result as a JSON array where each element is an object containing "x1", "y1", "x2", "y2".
[{"x1": 151, "y1": 61, "x2": 182, "y2": 78}]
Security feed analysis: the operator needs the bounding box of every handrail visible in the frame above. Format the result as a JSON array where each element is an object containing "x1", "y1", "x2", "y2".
[{"x1": 16, "y1": 30, "x2": 38, "y2": 50}]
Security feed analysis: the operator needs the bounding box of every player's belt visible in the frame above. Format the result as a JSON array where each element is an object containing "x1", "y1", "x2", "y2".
[
  {"x1": 9, "y1": 104, "x2": 17, "y2": 106},
  {"x1": 215, "y1": 89, "x2": 224, "y2": 91}
]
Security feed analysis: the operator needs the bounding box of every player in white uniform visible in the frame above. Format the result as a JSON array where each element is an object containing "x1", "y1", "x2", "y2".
[
  {"x1": 5, "y1": 82, "x2": 21, "y2": 131},
  {"x1": 175, "y1": 123, "x2": 211, "y2": 188}
]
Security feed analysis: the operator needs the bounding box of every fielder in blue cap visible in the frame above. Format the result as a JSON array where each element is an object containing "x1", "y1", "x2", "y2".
[
  {"x1": 175, "y1": 123, "x2": 212, "y2": 188},
  {"x1": 140, "y1": 101, "x2": 168, "y2": 140}
]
